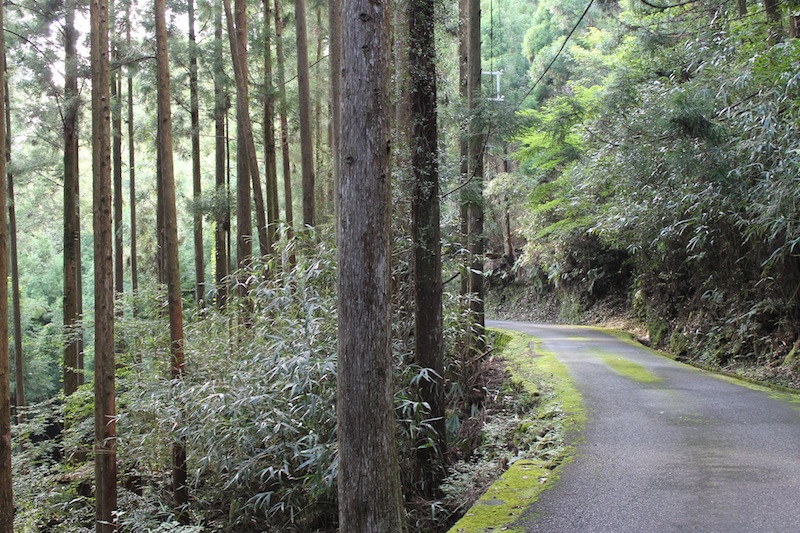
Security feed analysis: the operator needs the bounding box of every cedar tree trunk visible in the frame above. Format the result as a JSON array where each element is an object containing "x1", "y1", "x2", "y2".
[
  {"x1": 90, "y1": 0, "x2": 118, "y2": 527},
  {"x1": 336, "y1": 0, "x2": 406, "y2": 530},
  {"x1": 409, "y1": 0, "x2": 445, "y2": 497},
  {"x1": 296, "y1": 0, "x2": 316, "y2": 228},
  {"x1": 155, "y1": 0, "x2": 189, "y2": 518}
]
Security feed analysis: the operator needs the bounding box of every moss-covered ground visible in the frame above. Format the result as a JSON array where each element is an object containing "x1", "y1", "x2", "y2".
[{"x1": 446, "y1": 329, "x2": 584, "y2": 533}]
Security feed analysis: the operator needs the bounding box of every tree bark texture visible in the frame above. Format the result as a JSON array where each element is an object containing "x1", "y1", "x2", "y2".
[
  {"x1": 467, "y1": 0, "x2": 485, "y2": 357},
  {"x1": 328, "y1": 0, "x2": 341, "y2": 226},
  {"x1": 228, "y1": 0, "x2": 270, "y2": 263},
  {"x1": 127, "y1": 36, "x2": 138, "y2": 303},
  {"x1": 64, "y1": 0, "x2": 83, "y2": 396},
  {"x1": 189, "y1": 0, "x2": 205, "y2": 307},
  {"x1": 409, "y1": 0, "x2": 445, "y2": 497},
  {"x1": 234, "y1": 0, "x2": 252, "y2": 270},
  {"x1": 112, "y1": 48, "x2": 124, "y2": 300},
  {"x1": 0, "y1": 7, "x2": 13, "y2": 527},
  {"x1": 155, "y1": 0, "x2": 189, "y2": 518},
  {"x1": 90, "y1": 0, "x2": 118, "y2": 527},
  {"x1": 296, "y1": 0, "x2": 316, "y2": 228},
  {"x1": 336, "y1": 1, "x2": 406, "y2": 530},
  {"x1": 274, "y1": 0, "x2": 295, "y2": 240},
  {"x1": 214, "y1": 0, "x2": 229, "y2": 307},
  {"x1": 263, "y1": 0, "x2": 279, "y2": 250},
  {"x1": 6, "y1": 81, "x2": 25, "y2": 421}
]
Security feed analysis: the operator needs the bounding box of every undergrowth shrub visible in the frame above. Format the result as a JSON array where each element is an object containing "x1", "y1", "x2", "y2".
[
  {"x1": 115, "y1": 228, "x2": 476, "y2": 532},
  {"x1": 11, "y1": 227, "x2": 494, "y2": 532}
]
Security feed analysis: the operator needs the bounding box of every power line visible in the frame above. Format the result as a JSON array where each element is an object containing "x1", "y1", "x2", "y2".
[
  {"x1": 515, "y1": 0, "x2": 596, "y2": 111},
  {"x1": 444, "y1": 0, "x2": 596, "y2": 199}
]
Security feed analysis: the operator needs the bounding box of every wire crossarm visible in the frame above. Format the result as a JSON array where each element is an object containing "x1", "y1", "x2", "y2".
[{"x1": 483, "y1": 70, "x2": 504, "y2": 101}]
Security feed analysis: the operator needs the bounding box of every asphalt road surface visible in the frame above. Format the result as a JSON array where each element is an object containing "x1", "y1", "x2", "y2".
[{"x1": 488, "y1": 320, "x2": 800, "y2": 533}]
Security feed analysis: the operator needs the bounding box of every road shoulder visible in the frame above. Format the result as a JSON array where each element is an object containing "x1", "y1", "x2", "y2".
[{"x1": 447, "y1": 329, "x2": 584, "y2": 533}]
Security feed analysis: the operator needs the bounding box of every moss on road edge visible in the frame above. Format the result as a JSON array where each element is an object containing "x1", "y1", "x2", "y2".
[{"x1": 447, "y1": 329, "x2": 585, "y2": 533}]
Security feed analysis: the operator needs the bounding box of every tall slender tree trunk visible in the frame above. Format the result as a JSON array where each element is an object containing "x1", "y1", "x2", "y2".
[
  {"x1": 226, "y1": 0, "x2": 269, "y2": 267},
  {"x1": 409, "y1": 0, "x2": 445, "y2": 498},
  {"x1": 189, "y1": 0, "x2": 205, "y2": 307},
  {"x1": 6, "y1": 77, "x2": 24, "y2": 423},
  {"x1": 0, "y1": 4, "x2": 12, "y2": 527},
  {"x1": 155, "y1": 0, "x2": 189, "y2": 519},
  {"x1": 263, "y1": 0, "x2": 279, "y2": 250},
  {"x1": 313, "y1": 7, "x2": 326, "y2": 221},
  {"x1": 234, "y1": 0, "x2": 253, "y2": 271},
  {"x1": 127, "y1": 11, "x2": 138, "y2": 308},
  {"x1": 328, "y1": 0, "x2": 341, "y2": 227},
  {"x1": 467, "y1": 0, "x2": 485, "y2": 357},
  {"x1": 458, "y1": 0, "x2": 469, "y2": 300},
  {"x1": 90, "y1": 0, "x2": 118, "y2": 526},
  {"x1": 295, "y1": 0, "x2": 316, "y2": 228},
  {"x1": 226, "y1": 106, "x2": 233, "y2": 273},
  {"x1": 64, "y1": 0, "x2": 83, "y2": 397},
  {"x1": 156, "y1": 126, "x2": 166, "y2": 285},
  {"x1": 112, "y1": 48, "x2": 124, "y2": 302},
  {"x1": 274, "y1": 0, "x2": 294, "y2": 240},
  {"x1": 214, "y1": 0, "x2": 229, "y2": 307},
  {"x1": 504, "y1": 209, "x2": 515, "y2": 266},
  {"x1": 336, "y1": 0, "x2": 406, "y2": 530}
]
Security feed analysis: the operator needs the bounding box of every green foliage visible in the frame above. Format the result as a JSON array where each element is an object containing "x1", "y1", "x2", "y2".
[
  {"x1": 114, "y1": 236, "x2": 338, "y2": 531},
  {"x1": 510, "y1": 0, "x2": 800, "y2": 377},
  {"x1": 12, "y1": 399, "x2": 94, "y2": 532}
]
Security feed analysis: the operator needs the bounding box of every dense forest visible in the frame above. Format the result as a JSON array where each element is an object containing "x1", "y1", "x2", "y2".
[{"x1": 0, "y1": 0, "x2": 799, "y2": 530}]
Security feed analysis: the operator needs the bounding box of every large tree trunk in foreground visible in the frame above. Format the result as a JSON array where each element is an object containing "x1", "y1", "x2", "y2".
[
  {"x1": 90, "y1": 0, "x2": 118, "y2": 527},
  {"x1": 0, "y1": 6, "x2": 13, "y2": 527},
  {"x1": 409, "y1": 0, "x2": 445, "y2": 498},
  {"x1": 155, "y1": 0, "x2": 189, "y2": 519},
  {"x1": 336, "y1": 1, "x2": 406, "y2": 530}
]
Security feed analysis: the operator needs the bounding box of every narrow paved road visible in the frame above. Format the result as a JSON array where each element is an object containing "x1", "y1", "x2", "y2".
[{"x1": 488, "y1": 320, "x2": 800, "y2": 533}]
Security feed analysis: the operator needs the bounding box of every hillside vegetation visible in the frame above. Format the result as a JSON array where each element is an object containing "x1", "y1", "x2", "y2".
[{"x1": 485, "y1": 0, "x2": 800, "y2": 389}]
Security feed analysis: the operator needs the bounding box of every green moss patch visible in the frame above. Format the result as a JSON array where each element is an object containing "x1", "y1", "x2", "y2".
[
  {"x1": 448, "y1": 460, "x2": 550, "y2": 533},
  {"x1": 447, "y1": 329, "x2": 585, "y2": 533},
  {"x1": 600, "y1": 354, "x2": 662, "y2": 384},
  {"x1": 500, "y1": 331, "x2": 585, "y2": 432}
]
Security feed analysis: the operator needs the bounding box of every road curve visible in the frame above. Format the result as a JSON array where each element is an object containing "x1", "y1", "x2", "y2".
[{"x1": 488, "y1": 320, "x2": 800, "y2": 533}]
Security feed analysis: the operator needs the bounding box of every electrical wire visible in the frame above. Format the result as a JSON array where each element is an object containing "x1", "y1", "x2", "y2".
[
  {"x1": 444, "y1": 0, "x2": 597, "y2": 199},
  {"x1": 514, "y1": 0, "x2": 595, "y2": 111}
]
